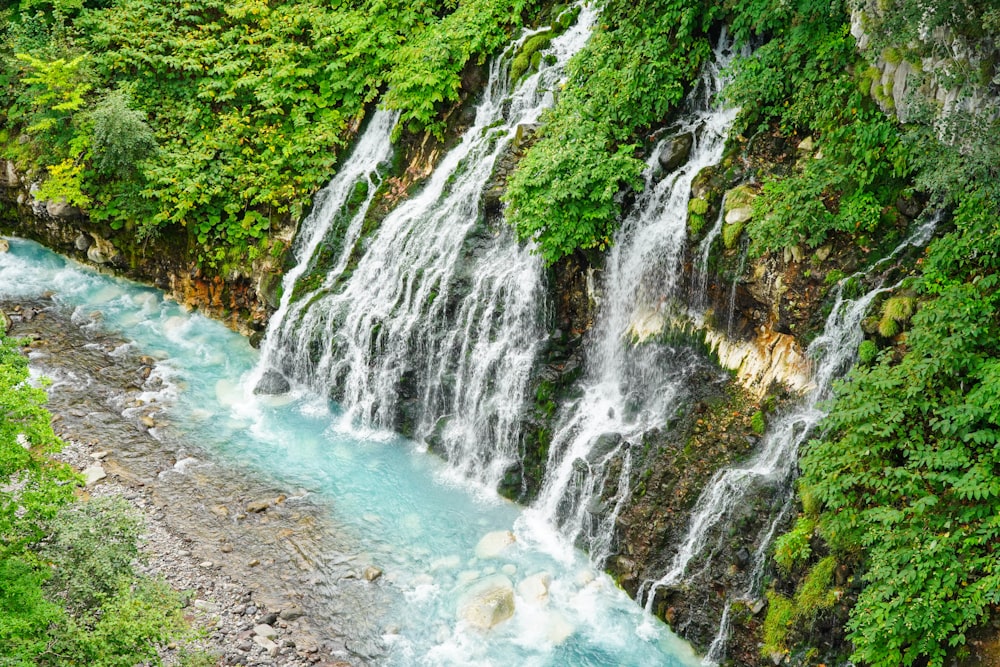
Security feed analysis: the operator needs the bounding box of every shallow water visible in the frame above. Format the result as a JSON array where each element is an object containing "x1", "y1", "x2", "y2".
[{"x1": 1, "y1": 236, "x2": 700, "y2": 666}]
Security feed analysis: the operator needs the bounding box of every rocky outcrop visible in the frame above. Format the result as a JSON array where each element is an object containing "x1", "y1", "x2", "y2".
[{"x1": 0, "y1": 160, "x2": 287, "y2": 338}]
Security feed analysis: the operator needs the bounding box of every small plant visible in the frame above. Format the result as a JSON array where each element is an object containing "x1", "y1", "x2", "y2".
[
  {"x1": 857, "y1": 339, "x2": 878, "y2": 364},
  {"x1": 750, "y1": 410, "x2": 766, "y2": 435},
  {"x1": 762, "y1": 591, "x2": 794, "y2": 658},
  {"x1": 773, "y1": 515, "x2": 816, "y2": 572}
]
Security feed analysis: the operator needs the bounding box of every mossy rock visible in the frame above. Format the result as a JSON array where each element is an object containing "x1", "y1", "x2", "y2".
[
  {"x1": 510, "y1": 31, "x2": 554, "y2": 83},
  {"x1": 724, "y1": 184, "x2": 756, "y2": 213},
  {"x1": 722, "y1": 219, "x2": 746, "y2": 249}
]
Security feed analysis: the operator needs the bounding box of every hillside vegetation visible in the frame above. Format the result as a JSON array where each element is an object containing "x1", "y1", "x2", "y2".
[{"x1": 2, "y1": 0, "x2": 999, "y2": 665}]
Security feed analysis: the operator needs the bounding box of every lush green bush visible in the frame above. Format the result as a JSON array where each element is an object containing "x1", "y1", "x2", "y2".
[
  {"x1": 801, "y1": 190, "x2": 1000, "y2": 666},
  {"x1": 0, "y1": 326, "x2": 188, "y2": 666},
  {"x1": 504, "y1": 0, "x2": 719, "y2": 264}
]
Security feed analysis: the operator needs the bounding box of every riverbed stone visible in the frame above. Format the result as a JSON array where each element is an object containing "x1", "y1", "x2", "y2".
[
  {"x1": 516, "y1": 572, "x2": 551, "y2": 606},
  {"x1": 82, "y1": 464, "x2": 106, "y2": 485},
  {"x1": 0, "y1": 238, "x2": 9, "y2": 253},
  {"x1": 253, "y1": 623, "x2": 278, "y2": 640},
  {"x1": 252, "y1": 634, "x2": 279, "y2": 656},
  {"x1": 279, "y1": 605, "x2": 304, "y2": 621},
  {"x1": 363, "y1": 566, "x2": 382, "y2": 582},
  {"x1": 459, "y1": 575, "x2": 516, "y2": 630},
  {"x1": 475, "y1": 530, "x2": 516, "y2": 559},
  {"x1": 246, "y1": 499, "x2": 270, "y2": 513}
]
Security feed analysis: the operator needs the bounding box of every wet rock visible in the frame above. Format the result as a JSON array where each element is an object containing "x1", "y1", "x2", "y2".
[
  {"x1": 657, "y1": 133, "x2": 694, "y2": 173},
  {"x1": 587, "y1": 432, "x2": 622, "y2": 463},
  {"x1": 254, "y1": 369, "x2": 291, "y2": 395},
  {"x1": 82, "y1": 464, "x2": 107, "y2": 486},
  {"x1": 0, "y1": 238, "x2": 9, "y2": 253},
  {"x1": 475, "y1": 530, "x2": 516, "y2": 559},
  {"x1": 74, "y1": 233, "x2": 92, "y2": 251},
  {"x1": 459, "y1": 575, "x2": 516, "y2": 630},
  {"x1": 516, "y1": 572, "x2": 551, "y2": 606},
  {"x1": 735, "y1": 547, "x2": 751, "y2": 568},
  {"x1": 363, "y1": 566, "x2": 382, "y2": 582}
]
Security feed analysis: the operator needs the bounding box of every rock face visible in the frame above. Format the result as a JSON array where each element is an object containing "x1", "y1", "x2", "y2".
[
  {"x1": 0, "y1": 159, "x2": 286, "y2": 337},
  {"x1": 458, "y1": 575, "x2": 516, "y2": 630}
]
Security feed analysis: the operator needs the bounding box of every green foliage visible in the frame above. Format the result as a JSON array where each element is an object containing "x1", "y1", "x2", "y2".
[
  {"x1": 721, "y1": 219, "x2": 745, "y2": 249},
  {"x1": 688, "y1": 197, "x2": 708, "y2": 215},
  {"x1": 384, "y1": 0, "x2": 531, "y2": 138},
  {"x1": 0, "y1": 327, "x2": 188, "y2": 666},
  {"x1": 794, "y1": 556, "x2": 837, "y2": 616},
  {"x1": 510, "y1": 30, "x2": 553, "y2": 83},
  {"x1": 857, "y1": 339, "x2": 878, "y2": 364},
  {"x1": 762, "y1": 590, "x2": 794, "y2": 657},
  {"x1": 90, "y1": 90, "x2": 156, "y2": 177},
  {"x1": 505, "y1": 0, "x2": 721, "y2": 264},
  {"x1": 773, "y1": 514, "x2": 815, "y2": 573},
  {"x1": 801, "y1": 189, "x2": 1000, "y2": 666},
  {"x1": 750, "y1": 409, "x2": 765, "y2": 435},
  {"x1": 40, "y1": 497, "x2": 142, "y2": 612},
  {"x1": 724, "y1": 0, "x2": 913, "y2": 254}
]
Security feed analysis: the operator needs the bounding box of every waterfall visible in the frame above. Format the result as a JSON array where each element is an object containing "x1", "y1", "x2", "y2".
[
  {"x1": 258, "y1": 5, "x2": 597, "y2": 490},
  {"x1": 640, "y1": 212, "x2": 941, "y2": 663},
  {"x1": 252, "y1": 109, "x2": 398, "y2": 390},
  {"x1": 520, "y1": 39, "x2": 739, "y2": 565}
]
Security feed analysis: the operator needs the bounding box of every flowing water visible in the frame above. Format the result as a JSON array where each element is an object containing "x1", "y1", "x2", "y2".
[
  {"x1": 520, "y1": 39, "x2": 739, "y2": 567},
  {"x1": 257, "y1": 7, "x2": 595, "y2": 492},
  {"x1": 640, "y1": 212, "x2": 941, "y2": 662},
  {"x1": 1, "y1": 236, "x2": 702, "y2": 666},
  {"x1": 253, "y1": 109, "x2": 399, "y2": 387}
]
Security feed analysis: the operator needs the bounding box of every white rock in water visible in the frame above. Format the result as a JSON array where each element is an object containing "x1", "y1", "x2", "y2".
[
  {"x1": 546, "y1": 611, "x2": 574, "y2": 644},
  {"x1": 459, "y1": 575, "x2": 515, "y2": 630},
  {"x1": 82, "y1": 465, "x2": 106, "y2": 486},
  {"x1": 475, "y1": 530, "x2": 516, "y2": 559},
  {"x1": 516, "y1": 572, "x2": 551, "y2": 606}
]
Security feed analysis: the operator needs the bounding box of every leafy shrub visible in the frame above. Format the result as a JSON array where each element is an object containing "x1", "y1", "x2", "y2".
[
  {"x1": 773, "y1": 514, "x2": 815, "y2": 572},
  {"x1": 857, "y1": 339, "x2": 878, "y2": 364}
]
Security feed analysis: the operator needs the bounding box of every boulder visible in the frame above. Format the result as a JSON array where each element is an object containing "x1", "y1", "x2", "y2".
[
  {"x1": 253, "y1": 624, "x2": 278, "y2": 640},
  {"x1": 516, "y1": 572, "x2": 551, "y2": 606},
  {"x1": 45, "y1": 198, "x2": 82, "y2": 220},
  {"x1": 279, "y1": 605, "x2": 305, "y2": 621},
  {"x1": 0, "y1": 238, "x2": 9, "y2": 253},
  {"x1": 657, "y1": 133, "x2": 694, "y2": 172},
  {"x1": 724, "y1": 207, "x2": 753, "y2": 225},
  {"x1": 475, "y1": 530, "x2": 516, "y2": 559},
  {"x1": 459, "y1": 575, "x2": 516, "y2": 630},
  {"x1": 74, "y1": 233, "x2": 93, "y2": 252},
  {"x1": 254, "y1": 369, "x2": 291, "y2": 395},
  {"x1": 82, "y1": 465, "x2": 106, "y2": 486},
  {"x1": 363, "y1": 566, "x2": 383, "y2": 582}
]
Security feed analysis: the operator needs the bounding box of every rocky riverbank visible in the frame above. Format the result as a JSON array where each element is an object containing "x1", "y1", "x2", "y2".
[{"x1": 3, "y1": 296, "x2": 390, "y2": 667}]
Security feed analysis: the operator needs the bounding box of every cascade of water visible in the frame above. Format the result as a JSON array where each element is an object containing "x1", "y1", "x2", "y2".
[
  {"x1": 725, "y1": 236, "x2": 749, "y2": 336},
  {"x1": 520, "y1": 39, "x2": 739, "y2": 565},
  {"x1": 641, "y1": 212, "x2": 941, "y2": 662},
  {"x1": 252, "y1": 109, "x2": 398, "y2": 388},
  {"x1": 690, "y1": 194, "x2": 727, "y2": 311},
  {"x1": 261, "y1": 5, "x2": 597, "y2": 490}
]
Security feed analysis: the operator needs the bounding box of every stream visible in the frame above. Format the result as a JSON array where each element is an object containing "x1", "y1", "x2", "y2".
[{"x1": 0, "y1": 236, "x2": 701, "y2": 666}]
